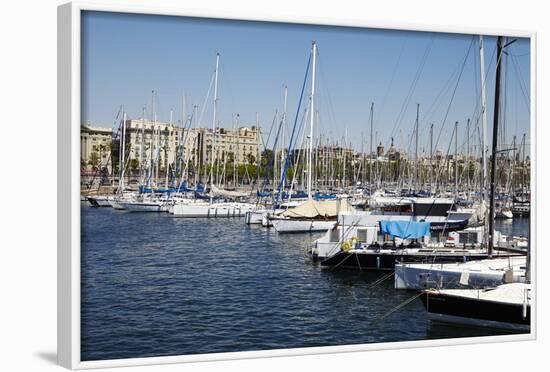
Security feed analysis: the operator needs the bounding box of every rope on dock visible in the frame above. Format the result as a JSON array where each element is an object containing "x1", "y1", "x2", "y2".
[
  {"x1": 329, "y1": 253, "x2": 355, "y2": 271},
  {"x1": 372, "y1": 291, "x2": 425, "y2": 324},
  {"x1": 366, "y1": 271, "x2": 395, "y2": 289}
]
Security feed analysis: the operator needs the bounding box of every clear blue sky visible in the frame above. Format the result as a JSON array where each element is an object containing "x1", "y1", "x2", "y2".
[{"x1": 81, "y1": 11, "x2": 531, "y2": 156}]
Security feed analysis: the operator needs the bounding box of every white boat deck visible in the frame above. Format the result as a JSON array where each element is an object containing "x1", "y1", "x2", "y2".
[
  {"x1": 427, "y1": 283, "x2": 531, "y2": 305},
  {"x1": 399, "y1": 256, "x2": 526, "y2": 273},
  {"x1": 395, "y1": 256, "x2": 526, "y2": 289}
]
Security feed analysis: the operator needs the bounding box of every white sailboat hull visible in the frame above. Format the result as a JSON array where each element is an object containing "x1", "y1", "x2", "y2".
[
  {"x1": 245, "y1": 209, "x2": 284, "y2": 225},
  {"x1": 172, "y1": 202, "x2": 254, "y2": 218},
  {"x1": 119, "y1": 201, "x2": 162, "y2": 212},
  {"x1": 245, "y1": 210, "x2": 265, "y2": 224},
  {"x1": 88, "y1": 196, "x2": 112, "y2": 207},
  {"x1": 496, "y1": 209, "x2": 514, "y2": 219},
  {"x1": 108, "y1": 200, "x2": 126, "y2": 210},
  {"x1": 271, "y1": 219, "x2": 335, "y2": 233}
]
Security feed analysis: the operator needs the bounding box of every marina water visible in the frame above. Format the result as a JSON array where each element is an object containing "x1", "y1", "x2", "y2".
[{"x1": 81, "y1": 205, "x2": 529, "y2": 361}]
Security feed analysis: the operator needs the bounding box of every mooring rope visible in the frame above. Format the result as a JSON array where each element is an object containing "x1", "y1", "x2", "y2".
[
  {"x1": 366, "y1": 271, "x2": 395, "y2": 290},
  {"x1": 329, "y1": 252, "x2": 355, "y2": 271},
  {"x1": 372, "y1": 291, "x2": 425, "y2": 324}
]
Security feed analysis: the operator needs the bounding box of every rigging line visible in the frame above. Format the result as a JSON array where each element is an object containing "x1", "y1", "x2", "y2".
[
  {"x1": 275, "y1": 52, "x2": 312, "y2": 204},
  {"x1": 431, "y1": 36, "x2": 475, "y2": 153},
  {"x1": 259, "y1": 110, "x2": 281, "y2": 194},
  {"x1": 196, "y1": 73, "x2": 216, "y2": 129},
  {"x1": 417, "y1": 58, "x2": 462, "y2": 137},
  {"x1": 424, "y1": 39, "x2": 496, "y2": 160},
  {"x1": 433, "y1": 121, "x2": 458, "y2": 194},
  {"x1": 462, "y1": 41, "x2": 498, "y2": 147},
  {"x1": 502, "y1": 47, "x2": 510, "y2": 148},
  {"x1": 510, "y1": 54, "x2": 531, "y2": 110},
  {"x1": 366, "y1": 271, "x2": 395, "y2": 289},
  {"x1": 373, "y1": 291, "x2": 425, "y2": 324},
  {"x1": 388, "y1": 35, "x2": 436, "y2": 144},
  {"x1": 427, "y1": 40, "x2": 497, "y2": 163},
  {"x1": 316, "y1": 47, "x2": 340, "y2": 135},
  {"x1": 287, "y1": 107, "x2": 309, "y2": 195},
  {"x1": 507, "y1": 51, "x2": 530, "y2": 57},
  {"x1": 261, "y1": 109, "x2": 279, "y2": 153},
  {"x1": 379, "y1": 40, "x2": 406, "y2": 118},
  {"x1": 329, "y1": 252, "x2": 355, "y2": 271},
  {"x1": 419, "y1": 37, "x2": 483, "y2": 137}
]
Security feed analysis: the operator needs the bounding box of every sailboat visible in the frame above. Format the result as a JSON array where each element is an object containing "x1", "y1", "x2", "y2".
[
  {"x1": 116, "y1": 100, "x2": 165, "y2": 213},
  {"x1": 171, "y1": 53, "x2": 254, "y2": 218},
  {"x1": 315, "y1": 36, "x2": 526, "y2": 271},
  {"x1": 420, "y1": 36, "x2": 531, "y2": 331},
  {"x1": 421, "y1": 283, "x2": 530, "y2": 331},
  {"x1": 268, "y1": 41, "x2": 355, "y2": 233}
]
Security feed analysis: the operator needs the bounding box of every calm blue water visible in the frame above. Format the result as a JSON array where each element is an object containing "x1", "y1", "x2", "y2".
[{"x1": 81, "y1": 205, "x2": 529, "y2": 361}]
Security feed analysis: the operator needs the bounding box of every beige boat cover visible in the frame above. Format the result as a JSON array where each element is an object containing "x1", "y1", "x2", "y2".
[
  {"x1": 210, "y1": 184, "x2": 248, "y2": 198},
  {"x1": 280, "y1": 199, "x2": 354, "y2": 218}
]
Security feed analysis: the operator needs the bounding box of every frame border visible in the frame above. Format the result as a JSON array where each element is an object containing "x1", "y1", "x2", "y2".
[{"x1": 57, "y1": 1, "x2": 537, "y2": 369}]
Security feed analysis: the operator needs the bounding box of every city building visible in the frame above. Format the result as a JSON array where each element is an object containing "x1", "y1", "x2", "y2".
[
  {"x1": 80, "y1": 124, "x2": 113, "y2": 174},
  {"x1": 187, "y1": 126, "x2": 262, "y2": 167},
  {"x1": 121, "y1": 118, "x2": 262, "y2": 174},
  {"x1": 122, "y1": 119, "x2": 182, "y2": 174}
]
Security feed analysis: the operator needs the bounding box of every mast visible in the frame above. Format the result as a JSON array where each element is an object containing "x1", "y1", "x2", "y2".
[
  {"x1": 232, "y1": 115, "x2": 237, "y2": 187},
  {"x1": 522, "y1": 132, "x2": 527, "y2": 194},
  {"x1": 282, "y1": 85, "x2": 288, "y2": 190},
  {"x1": 256, "y1": 113, "x2": 261, "y2": 188},
  {"x1": 151, "y1": 90, "x2": 157, "y2": 187},
  {"x1": 413, "y1": 103, "x2": 419, "y2": 194},
  {"x1": 210, "y1": 53, "x2": 219, "y2": 204},
  {"x1": 369, "y1": 102, "x2": 374, "y2": 187},
  {"x1": 180, "y1": 101, "x2": 191, "y2": 187},
  {"x1": 235, "y1": 113, "x2": 240, "y2": 187},
  {"x1": 488, "y1": 36, "x2": 504, "y2": 257},
  {"x1": 479, "y1": 36, "x2": 489, "y2": 202},
  {"x1": 117, "y1": 109, "x2": 122, "y2": 189},
  {"x1": 466, "y1": 118, "x2": 470, "y2": 193},
  {"x1": 454, "y1": 121, "x2": 459, "y2": 198},
  {"x1": 429, "y1": 123, "x2": 433, "y2": 193},
  {"x1": 343, "y1": 129, "x2": 347, "y2": 189},
  {"x1": 166, "y1": 109, "x2": 173, "y2": 190},
  {"x1": 120, "y1": 109, "x2": 127, "y2": 193},
  {"x1": 307, "y1": 41, "x2": 317, "y2": 199},
  {"x1": 142, "y1": 105, "x2": 149, "y2": 179}
]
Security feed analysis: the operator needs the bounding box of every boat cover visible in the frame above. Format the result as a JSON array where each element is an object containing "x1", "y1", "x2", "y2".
[
  {"x1": 314, "y1": 192, "x2": 337, "y2": 200},
  {"x1": 379, "y1": 220, "x2": 431, "y2": 239},
  {"x1": 210, "y1": 184, "x2": 248, "y2": 198},
  {"x1": 139, "y1": 185, "x2": 175, "y2": 194},
  {"x1": 280, "y1": 199, "x2": 353, "y2": 218}
]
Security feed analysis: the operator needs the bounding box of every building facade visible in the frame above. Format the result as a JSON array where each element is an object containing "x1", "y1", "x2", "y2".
[
  {"x1": 122, "y1": 118, "x2": 262, "y2": 173},
  {"x1": 80, "y1": 124, "x2": 113, "y2": 174}
]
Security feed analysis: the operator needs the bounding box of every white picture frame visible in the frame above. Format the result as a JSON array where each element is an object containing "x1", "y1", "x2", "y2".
[{"x1": 58, "y1": 1, "x2": 537, "y2": 369}]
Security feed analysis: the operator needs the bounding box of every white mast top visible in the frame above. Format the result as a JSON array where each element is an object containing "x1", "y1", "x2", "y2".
[
  {"x1": 282, "y1": 85, "x2": 288, "y2": 176},
  {"x1": 307, "y1": 41, "x2": 317, "y2": 199},
  {"x1": 210, "y1": 53, "x2": 219, "y2": 203},
  {"x1": 120, "y1": 109, "x2": 127, "y2": 193}
]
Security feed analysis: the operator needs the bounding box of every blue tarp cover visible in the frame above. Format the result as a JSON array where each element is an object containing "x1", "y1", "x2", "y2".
[
  {"x1": 379, "y1": 220, "x2": 431, "y2": 239},
  {"x1": 314, "y1": 192, "x2": 337, "y2": 200}
]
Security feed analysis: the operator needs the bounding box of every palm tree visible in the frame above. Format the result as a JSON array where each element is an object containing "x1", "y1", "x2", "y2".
[{"x1": 88, "y1": 150, "x2": 100, "y2": 170}]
